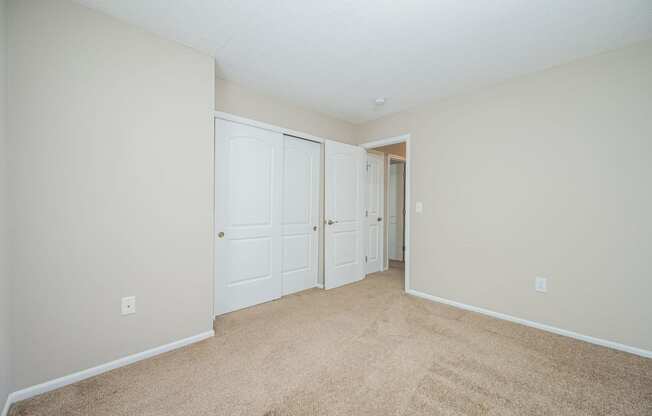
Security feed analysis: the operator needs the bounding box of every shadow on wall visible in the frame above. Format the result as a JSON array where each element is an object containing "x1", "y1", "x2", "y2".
[{"x1": 373, "y1": 142, "x2": 405, "y2": 158}]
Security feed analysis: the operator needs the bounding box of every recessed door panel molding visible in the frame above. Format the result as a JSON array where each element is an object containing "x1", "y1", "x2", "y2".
[
  {"x1": 228, "y1": 137, "x2": 274, "y2": 226},
  {"x1": 227, "y1": 237, "x2": 272, "y2": 284},
  {"x1": 334, "y1": 230, "x2": 357, "y2": 266},
  {"x1": 282, "y1": 234, "x2": 311, "y2": 273},
  {"x1": 324, "y1": 140, "x2": 365, "y2": 289},
  {"x1": 333, "y1": 155, "x2": 358, "y2": 223},
  {"x1": 282, "y1": 135, "x2": 320, "y2": 295},
  {"x1": 365, "y1": 153, "x2": 384, "y2": 274},
  {"x1": 215, "y1": 119, "x2": 283, "y2": 315}
]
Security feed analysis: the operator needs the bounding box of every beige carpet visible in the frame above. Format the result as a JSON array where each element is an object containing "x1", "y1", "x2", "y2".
[
  {"x1": 389, "y1": 260, "x2": 405, "y2": 269},
  {"x1": 10, "y1": 268, "x2": 652, "y2": 415}
]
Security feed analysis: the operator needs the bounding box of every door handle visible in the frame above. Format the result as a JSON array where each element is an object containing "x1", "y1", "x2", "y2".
[
  {"x1": 377, "y1": 217, "x2": 382, "y2": 222},
  {"x1": 218, "y1": 231, "x2": 225, "y2": 238},
  {"x1": 313, "y1": 225, "x2": 318, "y2": 231},
  {"x1": 327, "y1": 219, "x2": 338, "y2": 225}
]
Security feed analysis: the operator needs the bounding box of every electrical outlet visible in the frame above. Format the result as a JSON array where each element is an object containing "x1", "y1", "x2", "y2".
[
  {"x1": 121, "y1": 296, "x2": 136, "y2": 315},
  {"x1": 535, "y1": 277, "x2": 547, "y2": 293}
]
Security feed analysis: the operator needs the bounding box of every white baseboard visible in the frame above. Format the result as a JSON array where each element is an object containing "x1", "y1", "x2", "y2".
[
  {"x1": 407, "y1": 289, "x2": 652, "y2": 359},
  {"x1": 2, "y1": 330, "x2": 214, "y2": 416}
]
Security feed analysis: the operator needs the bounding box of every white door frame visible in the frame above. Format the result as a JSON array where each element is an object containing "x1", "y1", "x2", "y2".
[{"x1": 360, "y1": 134, "x2": 411, "y2": 293}]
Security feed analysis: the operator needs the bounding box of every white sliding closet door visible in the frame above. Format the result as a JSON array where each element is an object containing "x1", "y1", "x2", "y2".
[
  {"x1": 282, "y1": 136, "x2": 320, "y2": 295},
  {"x1": 215, "y1": 119, "x2": 283, "y2": 315},
  {"x1": 324, "y1": 140, "x2": 366, "y2": 289},
  {"x1": 365, "y1": 153, "x2": 384, "y2": 274}
]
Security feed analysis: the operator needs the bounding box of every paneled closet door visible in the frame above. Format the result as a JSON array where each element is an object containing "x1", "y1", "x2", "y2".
[
  {"x1": 282, "y1": 136, "x2": 320, "y2": 295},
  {"x1": 214, "y1": 119, "x2": 283, "y2": 315}
]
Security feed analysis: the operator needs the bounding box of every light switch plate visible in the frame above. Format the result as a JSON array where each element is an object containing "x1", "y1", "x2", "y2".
[
  {"x1": 415, "y1": 202, "x2": 423, "y2": 213},
  {"x1": 535, "y1": 277, "x2": 547, "y2": 293},
  {"x1": 121, "y1": 296, "x2": 136, "y2": 315}
]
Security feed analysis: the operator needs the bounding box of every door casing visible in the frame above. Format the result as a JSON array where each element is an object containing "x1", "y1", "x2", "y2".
[{"x1": 359, "y1": 135, "x2": 412, "y2": 293}]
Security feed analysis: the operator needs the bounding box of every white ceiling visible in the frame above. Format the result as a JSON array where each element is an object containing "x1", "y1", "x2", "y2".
[{"x1": 76, "y1": 0, "x2": 652, "y2": 123}]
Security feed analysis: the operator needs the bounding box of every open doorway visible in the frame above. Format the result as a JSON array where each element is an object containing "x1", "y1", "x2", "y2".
[
  {"x1": 361, "y1": 135, "x2": 411, "y2": 292},
  {"x1": 388, "y1": 158, "x2": 406, "y2": 267}
]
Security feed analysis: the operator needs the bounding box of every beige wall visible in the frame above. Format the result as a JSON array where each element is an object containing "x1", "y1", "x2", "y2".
[
  {"x1": 356, "y1": 41, "x2": 652, "y2": 351},
  {"x1": 8, "y1": 0, "x2": 215, "y2": 389},
  {"x1": 215, "y1": 78, "x2": 356, "y2": 144},
  {"x1": 0, "y1": 0, "x2": 11, "y2": 406},
  {"x1": 373, "y1": 143, "x2": 406, "y2": 158}
]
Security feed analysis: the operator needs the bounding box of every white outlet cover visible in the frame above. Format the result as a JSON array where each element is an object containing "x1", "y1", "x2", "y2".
[
  {"x1": 415, "y1": 202, "x2": 423, "y2": 213},
  {"x1": 121, "y1": 296, "x2": 136, "y2": 315},
  {"x1": 535, "y1": 277, "x2": 547, "y2": 293}
]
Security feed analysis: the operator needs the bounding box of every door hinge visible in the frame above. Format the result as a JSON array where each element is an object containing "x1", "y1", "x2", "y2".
[
  {"x1": 365, "y1": 256, "x2": 368, "y2": 263},
  {"x1": 365, "y1": 209, "x2": 368, "y2": 217}
]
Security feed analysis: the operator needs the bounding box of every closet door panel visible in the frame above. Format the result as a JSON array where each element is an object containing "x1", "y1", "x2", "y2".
[
  {"x1": 282, "y1": 136, "x2": 320, "y2": 295},
  {"x1": 215, "y1": 119, "x2": 283, "y2": 315}
]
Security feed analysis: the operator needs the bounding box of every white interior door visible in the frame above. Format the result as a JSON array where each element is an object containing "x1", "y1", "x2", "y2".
[
  {"x1": 215, "y1": 119, "x2": 283, "y2": 315},
  {"x1": 389, "y1": 162, "x2": 405, "y2": 261},
  {"x1": 324, "y1": 140, "x2": 365, "y2": 289},
  {"x1": 365, "y1": 153, "x2": 384, "y2": 274},
  {"x1": 282, "y1": 136, "x2": 320, "y2": 295}
]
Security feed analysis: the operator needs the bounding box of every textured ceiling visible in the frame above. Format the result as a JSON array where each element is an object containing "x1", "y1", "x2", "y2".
[{"x1": 75, "y1": 0, "x2": 652, "y2": 123}]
